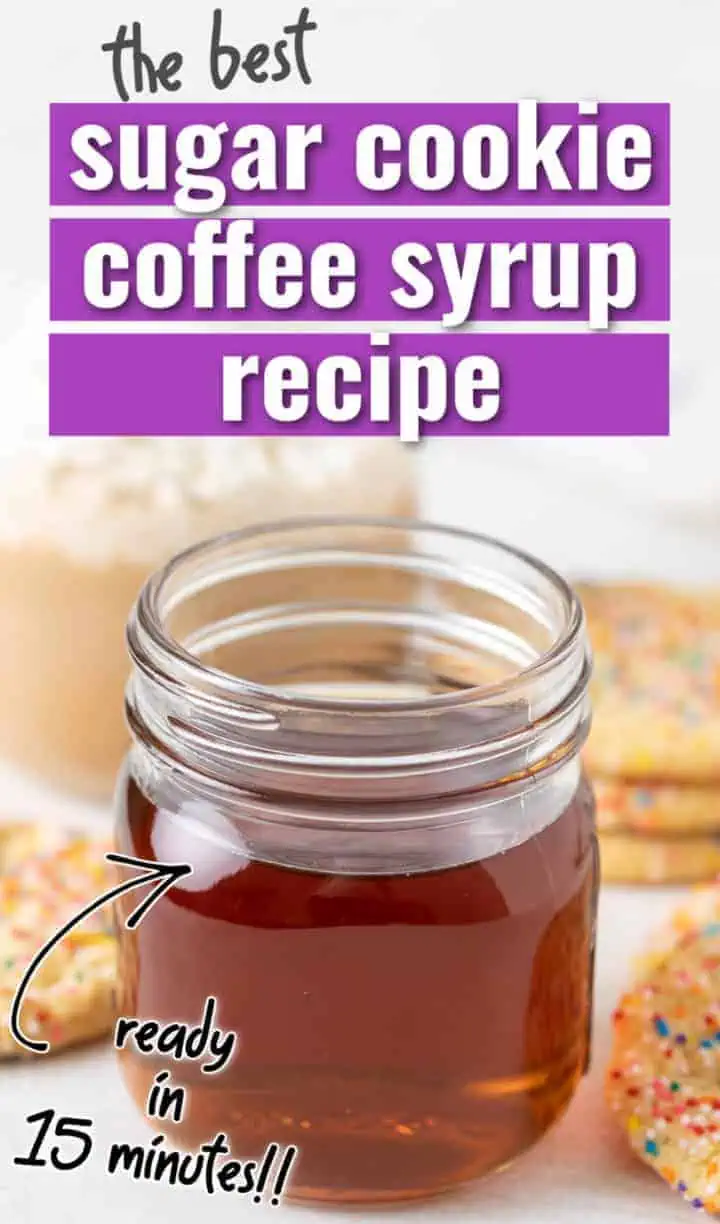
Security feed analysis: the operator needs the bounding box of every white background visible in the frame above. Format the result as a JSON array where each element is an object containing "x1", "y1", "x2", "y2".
[{"x1": 0, "y1": 2, "x2": 719, "y2": 1221}]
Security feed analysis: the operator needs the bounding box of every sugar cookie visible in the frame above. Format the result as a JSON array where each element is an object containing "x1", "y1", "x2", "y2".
[
  {"x1": 607, "y1": 891, "x2": 720, "y2": 1212},
  {"x1": 579, "y1": 583, "x2": 720, "y2": 782},
  {"x1": 0, "y1": 824, "x2": 118, "y2": 1059},
  {"x1": 599, "y1": 830, "x2": 720, "y2": 885},
  {"x1": 636, "y1": 885, "x2": 720, "y2": 977},
  {"x1": 595, "y1": 778, "x2": 720, "y2": 835},
  {"x1": 0, "y1": 822, "x2": 66, "y2": 873}
]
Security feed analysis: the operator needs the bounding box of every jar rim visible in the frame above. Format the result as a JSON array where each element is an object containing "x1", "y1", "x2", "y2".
[
  {"x1": 126, "y1": 514, "x2": 591, "y2": 804},
  {"x1": 132, "y1": 514, "x2": 584, "y2": 717}
]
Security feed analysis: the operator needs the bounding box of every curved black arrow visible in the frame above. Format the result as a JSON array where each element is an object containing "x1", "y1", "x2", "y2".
[{"x1": 9, "y1": 852, "x2": 192, "y2": 1055}]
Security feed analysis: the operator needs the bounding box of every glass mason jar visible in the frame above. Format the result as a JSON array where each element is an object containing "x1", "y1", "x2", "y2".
[{"x1": 115, "y1": 518, "x2": 598, "y2": 1205}]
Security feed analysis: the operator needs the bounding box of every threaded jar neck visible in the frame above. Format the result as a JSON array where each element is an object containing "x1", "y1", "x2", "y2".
[{"x1": 125, "y1": 516, "x2": 591, "y2": 808}]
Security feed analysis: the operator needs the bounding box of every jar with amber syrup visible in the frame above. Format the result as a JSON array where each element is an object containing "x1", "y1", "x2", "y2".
[{"x1": 115, "y1": 518, "x2": 598, "y2": 1204}]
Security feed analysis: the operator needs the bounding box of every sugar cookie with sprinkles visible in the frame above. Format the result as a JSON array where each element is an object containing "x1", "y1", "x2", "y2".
[
  {"x1": 0, "y1": 823, "x2": 118, "y2": 1059},
  {"x1": 596, "y1": 778, "x2": 720, "y2": 835},
  {"x1": 637, "y1": 885, "x2": 720, "y2": 976},
  {"x1": 579, "y1": 582, "x2": 720, "y2": 782},
  {"x1": 0, "y1": 822, "x2": 66, "y2": 874},
  {"x1": 599, "y1": 830, "x2": 720, "y2": 885},
  {"x1": 607, "y1": 892, "x2": 720, "y2": 1211}
]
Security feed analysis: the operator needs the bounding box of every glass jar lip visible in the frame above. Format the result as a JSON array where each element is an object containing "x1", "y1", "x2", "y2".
[{"x1": 133, "y1": 514, "x2": 584, "y2": 717}]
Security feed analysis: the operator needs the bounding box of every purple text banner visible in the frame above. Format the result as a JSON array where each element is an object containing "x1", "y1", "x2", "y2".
[
  {"x1": 50, "y1": 103, "x2": 670, "y2": 208},
  {"x1": 50, "y1": 218, "x2": 669, "y2": 325},
  {"x1": 49, "y1": 332, "x2": 669, "y2": 438}
]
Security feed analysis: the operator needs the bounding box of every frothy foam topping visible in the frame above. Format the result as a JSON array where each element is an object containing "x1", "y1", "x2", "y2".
[{"x1": 0, "y1": 290, "x2": 411, "y2": 564}]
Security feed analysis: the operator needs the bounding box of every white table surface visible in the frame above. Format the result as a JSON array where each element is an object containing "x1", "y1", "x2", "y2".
[{"x1": 0, "y1": 760, "x2": 697, "y2": 1224}]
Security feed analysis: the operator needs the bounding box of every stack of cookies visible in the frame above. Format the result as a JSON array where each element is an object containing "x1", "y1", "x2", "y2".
[{"x1": 579, "y1": 583, "x2": 720, "y2": 885}]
